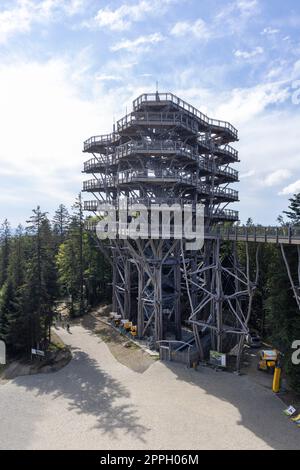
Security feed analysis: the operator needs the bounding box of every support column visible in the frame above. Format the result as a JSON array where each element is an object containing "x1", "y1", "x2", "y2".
[
  {"x1": 112, "y1": 249, "x2": 117, "y2": 313},
  {"x1": 137, "y1": 267, "x2": 144, "y2": 339},
  {"x1": 124, "y1": 259, "x2": 131, "y2": 319},
  {"x1": 174, "y1": 257, "x2": 182, "y2": 340},
  {"x1": 215, "y1": 238, "x2": 223, "y2": 352}
]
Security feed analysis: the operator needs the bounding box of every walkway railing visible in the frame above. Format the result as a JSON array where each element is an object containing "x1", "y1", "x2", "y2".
[
  {"x1": 117, "y1": 169, "x2": 196, "y2": 185},
  {"x1": 83, "y1": 172, "x2": 238, "y2": 200},
  {"x1": 117, "y1": 111, "x2": 200, "y2": 135},
  {"x1": 206, "y1": 226, "x2": 300, "y2": 244},
  {"x1": 84, "y1": 156, "x2": 115, "y2": 172},
  {"x1": 132, "y1": 93, "x2": 238, "y2": 139},
  {"x1": 208, "y1": 186, "x2": 239, "y2": 201},
  {"x1": 83, "y1": 178, "x2": 115, "y2": 191},
  {"x1": 215, "y1": 144, "x2": 239, "y2": 162},
  {"x1": 115, "y1": 140, "x2": 197, "y2": 159},
  {"x1": 83, "y1": 132, "x2": 119, "y2": 151},
  {"x1": 210, "y1": 209, "x2": 239, "y2": 220}
]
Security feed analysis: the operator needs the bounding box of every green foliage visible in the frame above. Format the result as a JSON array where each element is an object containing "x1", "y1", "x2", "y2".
[
  {"x1": 52, "y1": 204, "x2": 70, "y2": 246},
  {"x1": 283, "y1": 193, "x2": 300, "y2": 225},
  {"x1": 227, "y1": 194, "x2": 300, "y2": 393},
  {"x1": 0, "y1": 199, "x2": 112, "y2": 357},
  {"x1": 56, "y1": 221, "x2": 111, "y2": 317},
  {"x1": 0, "y1": 219, "x2": 11, "y2": 288},
  {"x1": 1, "y1": 193, "x2": 300, "y2": 394}
]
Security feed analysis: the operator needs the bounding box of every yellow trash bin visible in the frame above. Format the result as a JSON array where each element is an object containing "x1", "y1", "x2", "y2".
[{"x1": 272, "y1": 366, "x2": 281, "y2": 393}]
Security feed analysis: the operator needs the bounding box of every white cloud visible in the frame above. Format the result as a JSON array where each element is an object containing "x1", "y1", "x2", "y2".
[
  {"x1": 170, "y1": 18, "x2": 211, "y2": 39},
  {"x1": 265, "y1": 169, "x2": 291, "y2": 187},
  {"x1": 279, "y1": 180, "x2": 300, "y2": 195},
  {"x1": 178, "y1": 83, "x2": 299, "y2": 223},
  {"x1": 0, "y1": 0, "x2": 32, "y2": 43},
  {"x1": 215, "y1": 0, "x2": 259, "y2": 35},
  {"x1": 236, "y1": 0, "x2": 258, "y2": 14},
  {"x1": 215, "y1": 82, "x2": 289, "y2": 124},
  {"x1": 0, "y1": 57, "x2": 133, "y2": 224},
  {"x1": 170, "y1": 0, "x2": 258, "y2": 42},
  {"x1": 93, "y1": 0, "x2": 176, "y2": 32},
  {"x1": 0, "y1": 0, "x2": 85, "y2": 43},
  {"x1": 261, "y1": 27, "x2": 280, "y2": 35},
  {"x1": 240, "y1": 170, "x2": 255, "y2": 179},
  {"x1": 95, "y1": 74, "x2": 122, "y2": 82},
  {"x1": 234, "y1": 46, "x2": 264, "y2": 59},
  {"x1": 111, "y1": 33, "x2": 164, "y2": 52}
]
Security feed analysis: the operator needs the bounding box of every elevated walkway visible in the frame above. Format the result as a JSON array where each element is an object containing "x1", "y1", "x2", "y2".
[{"x1": 206, "y1": 226, "x2": 300, "y2": 245}]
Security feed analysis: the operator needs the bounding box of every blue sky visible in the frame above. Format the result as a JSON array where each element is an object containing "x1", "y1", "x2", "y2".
[{"x1": 0, "y1": 0, "x2": 300, "y2": 226}]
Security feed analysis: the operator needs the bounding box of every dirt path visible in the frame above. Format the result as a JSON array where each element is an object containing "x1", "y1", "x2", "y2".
[
  {"x1": 78, "y1": 312, "x2": 156, "y2": 373},
  {"x1": 0, "y1": 322, "x2": 299, "y2": 449}
]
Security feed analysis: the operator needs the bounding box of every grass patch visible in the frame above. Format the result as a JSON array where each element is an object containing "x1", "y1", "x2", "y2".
[
  {"x1": 48, "y1": 330, "x2": 66, "y2": 352},
  {"x1": 123, "y1": 341, "x2": 139, "y2": 350},
  {"x1": 96, "y1": 329, "x2": 113, "y2": 343}
]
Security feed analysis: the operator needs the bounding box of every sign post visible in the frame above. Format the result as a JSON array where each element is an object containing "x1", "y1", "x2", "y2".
[
  {"x1": 210, "y1": 350, "x2": 227, "y2": 368},
  {"x1": 31, "y1": 348, "x2": 45, "y2": 360}
]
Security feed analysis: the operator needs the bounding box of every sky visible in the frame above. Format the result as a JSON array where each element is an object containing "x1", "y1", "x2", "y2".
[{"x1": 0, "y1": 0, "x2": 300, "y2": 227}]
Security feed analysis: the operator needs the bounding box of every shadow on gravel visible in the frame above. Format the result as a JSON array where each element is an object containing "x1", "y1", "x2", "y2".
[
  {"x1": 163, "y1": 361, "x2": 300, "y2": 450},
  {"x1": 15, "y1": 347, "x2": 148, "y2": 442}
]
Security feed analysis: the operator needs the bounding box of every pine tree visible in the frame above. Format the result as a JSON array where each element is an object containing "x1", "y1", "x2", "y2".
[
  {"x1": 8, "y1": 225, "x2": 25, "y2": 290},
  {"x1": 0, "y1": 219, "x2": 11, "y2": 288},
  {"x1": 24, "y1": 206, "x2": 57, "y2": 350},
  {"x1": 264, "y1": 245, "x2": 300, "y2": 392},
  {"x1": 83, "y1": 231, "x2": 112, "y2": 307},
  {"x1": 72, "y1": 194, "x2": 85, "y2": 315},
  {"x1": 0, "y1": 279, "x2": 24, "y2": 353},
  {"x1": 52, "y1": 204, "x2": 70, "y2": 245},
  {"x1": 56, "y1": 195, "x2": 85, "y2": 317},
  {"x1": 283, "y1": 193, "x2": 300, "y2": 225}
]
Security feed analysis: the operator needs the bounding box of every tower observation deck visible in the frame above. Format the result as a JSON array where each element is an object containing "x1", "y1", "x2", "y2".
[
  {"x1": 83, "y1": 92, "x2": 239, "y2": 224},
  {"x1": 82, "y1": 92, "x2": 248, "y2": 368}
]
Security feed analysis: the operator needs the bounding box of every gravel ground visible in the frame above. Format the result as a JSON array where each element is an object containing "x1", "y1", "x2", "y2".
[{"x1": 0, "y1": 324, "x2": 299, "y2": 450}]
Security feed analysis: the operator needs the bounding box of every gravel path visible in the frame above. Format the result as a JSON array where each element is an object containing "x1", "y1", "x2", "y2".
[{"x1": 0, "y1": 324, "x2": 299, "y2": 450}]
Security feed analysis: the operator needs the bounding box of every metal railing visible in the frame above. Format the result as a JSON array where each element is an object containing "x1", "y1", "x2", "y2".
[
  {"x1": 83, "y1": 132, "x2": 119, "y2": 151},
  {"x1": 210, "y1": 209, "x2": 239, "y2": 220},
  {"x1": 216, "y1": 166, "x2": 239, "y2": 181},
  {"x1": 83, "y1": 172, "x2": 238, "y2": 200},
  {"x1": 117, "y1": 111, "x2": 200, "y2": 135},
  {"x1": 206, "y1": 225, "x2": 300, "y2": 244},
  {"x1": 84, "y1": 200, "x2": 98, "y2": 211},
  {"x1": 215, "y1": 144, "x2": 239, "y2": 161},
  {"x1": 132, "y1": 93, "x2": 238, "y2": 139},
  {"x1": 210, "y1": 186, "x2": 239, "y2": 200},
  {"x1": 117, "y1": 169, "x2": 197, "y2": 185},
  {"x1": 83, "y1": 154, "x2": 238, "y2": 182},
  {"x1": 83, "y1": 178, "x2": 115, "y2": 191},
  {"x1": 84, "y1": 156, "x2": 116, "y2": 172},
  {"x1": 126, "y1": 197, "x2": 194, "y2": 207},
  {"x1": 84, "y1": 211, "x2": 300, "y2": 245},
  {"x1": 197, "y1": 185, "x2": 238, "y2": 200},
  {"x1": 115, "y1": 140, "x2": 197, "y2": 159}
]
